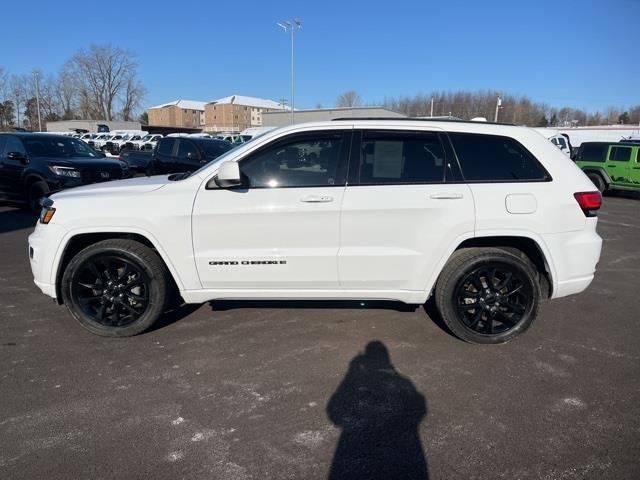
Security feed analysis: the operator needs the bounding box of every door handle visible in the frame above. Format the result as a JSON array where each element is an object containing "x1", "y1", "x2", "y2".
[
  {"x1": 300, "y1": 195, "x2": 334, "y2": 203},
  {"x1": 430, "y1": 192, "x2": 464, "y2": 200}
]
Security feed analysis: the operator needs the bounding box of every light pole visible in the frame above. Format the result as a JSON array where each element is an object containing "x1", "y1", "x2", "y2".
[
  {"x1": 494, "y1": 95, "x2": 502, "y2": 123},
  {"x1": 277, "y1": 18, "x2": 301, "y2": 124},
  {"x1": 33, "y1": 70, "x2": 42, "y2": 131}
]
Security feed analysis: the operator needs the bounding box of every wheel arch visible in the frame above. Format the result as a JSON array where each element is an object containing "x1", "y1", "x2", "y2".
[
  {"x1": 581, "y1": 167, "x2": 611, "y2": 186},
  {"x1": 23, "y1": 173, "x2": 48, "y2": 192},
  {"x1": 54, "y1": 230, "x2": 184, "y2": 305},
  {"x1": 427, "y1": 234, "x2": 555, "y2": 300}
]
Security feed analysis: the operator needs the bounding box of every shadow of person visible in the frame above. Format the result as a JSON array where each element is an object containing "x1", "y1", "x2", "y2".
[{"x1": 327, "y1": 341, "x2": 428, "y2": 479}]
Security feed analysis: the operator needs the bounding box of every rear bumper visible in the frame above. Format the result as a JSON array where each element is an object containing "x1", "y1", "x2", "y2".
[{"x1": 543, "y1": 219, "x2": 602, "y2": 299}]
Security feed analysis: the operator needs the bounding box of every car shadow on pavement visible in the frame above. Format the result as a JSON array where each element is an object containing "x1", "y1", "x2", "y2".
[
  {"x1": 0, "y1": 207, "x2": 37, "y2": 234},
  {"x1": 145, "y1": 303, "x2": 204, "y2": 333},
  {"x1": 422, "y1": 298, "x2": 457, "y2": 340},
  {"x1": 327, "y1": 340, "x2": 429, "y2": 479},
  {"x1": 209, "y1": 299, "x2": 418, "y2": 312}
]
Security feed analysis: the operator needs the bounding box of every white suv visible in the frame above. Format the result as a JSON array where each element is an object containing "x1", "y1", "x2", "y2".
[{"x1": 28, "y1": 119, "x2": 603, "y2": 343}]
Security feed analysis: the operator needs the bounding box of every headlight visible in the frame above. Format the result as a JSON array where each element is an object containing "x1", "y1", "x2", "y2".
[{"x1": 49, "y1": 166, "x2": 81, "y2": 178}]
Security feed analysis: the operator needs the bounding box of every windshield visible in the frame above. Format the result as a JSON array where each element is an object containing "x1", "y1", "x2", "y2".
[
  {"x1": 182, "y1": 134, "x2": 266, "y2": 180},
  {"x1": 24, "y1": 136, "x2": 103, "y2": 158},
  {"x1": 201, "y1": 140, "x2": 234, "y2": 157}
]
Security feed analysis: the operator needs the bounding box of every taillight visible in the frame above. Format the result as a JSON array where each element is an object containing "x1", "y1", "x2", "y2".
[{"x1": 574, "y1": 191, "x2": 602, "y2": 217}]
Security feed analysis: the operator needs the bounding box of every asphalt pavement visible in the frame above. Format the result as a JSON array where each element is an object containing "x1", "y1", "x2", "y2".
[{"x1": 0, "y1": 194, "x2": 639, "y2": 479}]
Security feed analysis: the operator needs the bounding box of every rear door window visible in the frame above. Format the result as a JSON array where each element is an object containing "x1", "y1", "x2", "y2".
[
  {"x1": 608, "y1": 146, "x2": 631, "y2": 162},
  {"x1": 353, "y1": 130, "x2": 446, "y2": 184},
  {"x1": 449, "y1": 132, "x2": 550, "y2": 182}
]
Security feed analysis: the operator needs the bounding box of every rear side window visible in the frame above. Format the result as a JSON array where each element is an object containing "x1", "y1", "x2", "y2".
[
  {"x1": 177, "y1": 139, "x2": 199, "y2": 159},
  {"x1": 577, "y1": 143, "x2": 607, "y2": 162},
  {"x1": 356, "y1": 131, "x2": 446, "y2": 184},
  {"x1": 157, "y1": 138, "x2": 175, "y2": 156},
  {"x1": 449, "y1": 132, "x2": 549, "y2": 182},
  {"x1": 608, "y1": 146, "x2": 631, "y2": 162}
]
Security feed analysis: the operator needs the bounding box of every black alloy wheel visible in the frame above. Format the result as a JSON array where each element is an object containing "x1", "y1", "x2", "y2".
[
  {"x1": 71, "y1": 255, "x2": 150, "y2": 328},
  {"x1": 454, "y1": 264, "x2": 532, "y2": 336},
  {"x1": 62, "y1": 239, "x2": 169, "y2": 336},
  {"x1": 435, "y1": 248, "x2": 540, "y2": 344}
]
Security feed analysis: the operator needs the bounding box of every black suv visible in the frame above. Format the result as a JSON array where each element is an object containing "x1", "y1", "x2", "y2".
[
  {"x1": 120, "y1": 136, "x2": 234, "y2": 176},
  {"x1": 0, "y1": 133, "x2": 129, "y2": 211}
]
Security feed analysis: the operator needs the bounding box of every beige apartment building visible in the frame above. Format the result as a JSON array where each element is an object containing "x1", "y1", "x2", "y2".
[
  {"x1": 147, "y1": 100, "x2": 207, "y2": 128},
  {"x1": 148, "y1": 95, "x2": 286, "y2": 132},
  {"x1": 203, "y1": 95, "x2": 287, "y2": 132}
]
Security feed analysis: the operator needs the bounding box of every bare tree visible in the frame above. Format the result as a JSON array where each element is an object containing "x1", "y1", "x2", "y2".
[
  {"x1": 336, "y1": 90, "x2": 362, "y2": 108},
  {"x1": 55, "y1": 63, "x2": 78, "y2": 120},
  {"x1": 120, "y1": 76, "x2": 145, "y2": 121},
  {"x1": 69, "y1": 44, "x2": 143, "y2": 120},
  {"x1": 9, "y1": 74, "x2": 27, "y2": 127}
]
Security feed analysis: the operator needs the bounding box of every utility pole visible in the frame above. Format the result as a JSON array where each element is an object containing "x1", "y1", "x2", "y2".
[
  {"x1": 33, "y1": 70, "x2": 42, "y2": 132},
  {"x1": 430, "y1": 96, "x2": 434, "y2": 117},
  {"x1": 494, "y1": 95, "x2": 502, "y2": 123},
  {"x1": 277, "y1": 18, "x2": 301, "y2": 124}
]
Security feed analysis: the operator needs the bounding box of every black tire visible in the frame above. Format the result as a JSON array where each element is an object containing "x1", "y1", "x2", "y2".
[
  {"x1": 586, "y1": 172, "x2": 606, "y2": 193},
  {"x1": 61, "y1": 239, "x2": 169, "y2": 337},
  {"x1": 27, "y1": 180, "x2": 50, "y2": 213},
  {"x1": 434, "y1": 248, "x2": 540, "y2": 344}
]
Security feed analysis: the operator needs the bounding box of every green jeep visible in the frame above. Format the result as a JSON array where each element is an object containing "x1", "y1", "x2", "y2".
[{"x1": 575, "y1": 142, "x2": 640, "y2": 193}]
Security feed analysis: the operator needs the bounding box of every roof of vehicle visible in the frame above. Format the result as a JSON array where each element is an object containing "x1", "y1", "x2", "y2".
[
  {"x1": 331, "y1": 117, "x2": 515, "y2": 126},
  {"x1": 260, "y1": 119, "x2": 529, "y2": 138},
  {"x1": 0, "y1": 132, "x2": 80, "y2": 140},
  {"x1": 579, "y1": 141, "x2": 639, "y2": 146}
]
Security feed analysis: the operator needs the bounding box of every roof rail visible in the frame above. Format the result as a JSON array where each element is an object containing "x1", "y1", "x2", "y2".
[{"x1": 330, "y1": 117, "x2": 516, "y2": 126}]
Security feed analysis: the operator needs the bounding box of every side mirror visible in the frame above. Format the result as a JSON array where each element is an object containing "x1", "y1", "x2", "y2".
[
  {"x1": 212, "y1": 161, "x2": 242, "y2": 188},
  {"x1": 7, "y1": 151, "x2": 28, "y2": 164}
]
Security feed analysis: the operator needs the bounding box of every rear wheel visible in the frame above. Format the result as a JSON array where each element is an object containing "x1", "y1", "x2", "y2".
[
  {"x1": 434, "y1": 248, "x2": 540, "y2": 344},
  {"x1": 586, "y1": 172, "x2": 606, "y2": 193},
  {"x1": 61, "y1": 239, "x2": 169, "y2": 337}
]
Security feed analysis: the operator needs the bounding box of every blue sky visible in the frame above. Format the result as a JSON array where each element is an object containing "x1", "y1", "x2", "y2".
[{"x1": 1, "y1": 0, "x2": 638, "y2": 112}]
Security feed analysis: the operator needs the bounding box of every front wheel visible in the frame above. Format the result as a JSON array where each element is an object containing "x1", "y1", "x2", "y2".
[
  {"x1": 27, "y1": 181, "x2": 50, "y2": 213},
  {"x1": 61, "y1": 239, "x2": 169, "y2": 337},
  {"x1": 434, "y1": 248, "x2": 540, "y2": 344}
]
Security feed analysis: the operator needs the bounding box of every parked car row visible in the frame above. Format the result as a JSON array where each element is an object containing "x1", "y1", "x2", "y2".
[
  {"x1": 119, "y1": 136, "x2": 234, "y2": 175},
  {"x1": 0, "y1": 132, "x2": 238, "y2": 211}
]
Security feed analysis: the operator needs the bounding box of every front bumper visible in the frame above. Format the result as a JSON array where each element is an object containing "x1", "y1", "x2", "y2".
[{"x1": 28, "y1": 222, "x2": 67, "y2": 300}]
